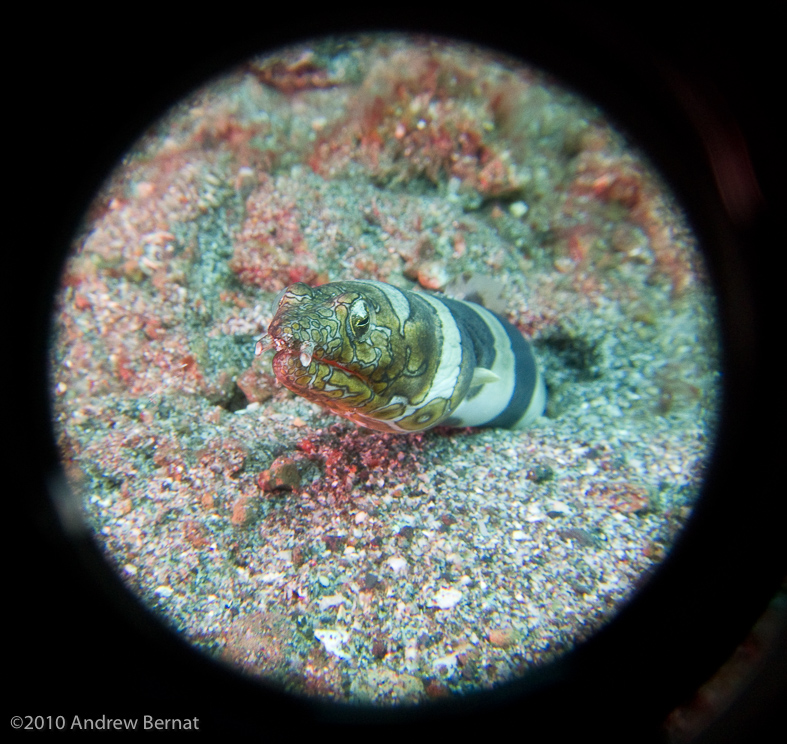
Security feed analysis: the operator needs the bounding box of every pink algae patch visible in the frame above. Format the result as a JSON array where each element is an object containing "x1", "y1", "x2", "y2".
[
  {"x1": 308, "y1": 47, "x2": 523, "y2": 197},
  {"x1": 230, "y1": 176, "x2": 319, "y2": 291}
]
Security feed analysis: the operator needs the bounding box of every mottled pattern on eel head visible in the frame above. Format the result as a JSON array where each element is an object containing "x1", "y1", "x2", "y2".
[{"x1": 263, "y1": 280, "x2": 546, "y2": 434}]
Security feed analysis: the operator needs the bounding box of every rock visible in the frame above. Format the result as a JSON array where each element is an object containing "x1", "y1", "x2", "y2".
[
  {"x1": 487, "y1": 627, "x2": 517, "y2": 648},
  {"x1": 430, "y1": 587, "x2": 462, "y2": 609},
  {"x1": 349, "y1": 667, "x2": 424, "y2": 704},
  {"x1": 258, "y1": 456, "x2": 301, "y2": 492}
]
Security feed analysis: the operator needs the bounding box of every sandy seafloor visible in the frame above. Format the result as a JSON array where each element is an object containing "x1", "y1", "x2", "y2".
[{"x1": 50, "y1": 36, "x2": 721, "y2": 704}]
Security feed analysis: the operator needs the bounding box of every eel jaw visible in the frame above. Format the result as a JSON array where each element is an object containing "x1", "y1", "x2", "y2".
[
  {"x1": 267, "y1": 334, "x2": 315, "y2": 369},
  {"x1": 270, "y1": 338, "x2": 375, "y2": 414}
]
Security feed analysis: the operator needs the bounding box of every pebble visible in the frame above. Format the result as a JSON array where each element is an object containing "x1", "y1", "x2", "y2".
[
  {"x1": 317, "y1": 594, "x2": 346, "y2": 610},
  {"x1": 430, "y1": 587, "x2": 462, "y2": 609},
  {"x1": 487, "y1": 627, "x2": 517, "y2": 647},
  {"x1": 314, "y1": 629, "x2": 351, "y2": 659},
  {"x1": 432, "y1": 652, "x2": 458, "y2": 674},
  {"x1": 349, "y1": 667, "x2": 423, "y2": 703},
  {"x1": 509, "y1": 201, "x2": 529, "y2": 218},
  {"x1": 258, "y1": 456, "x2": 301, "y2": 492}
]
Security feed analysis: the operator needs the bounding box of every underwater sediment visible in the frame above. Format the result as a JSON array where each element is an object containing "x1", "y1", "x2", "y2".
[{"x1": 51, "y1": 35, "x2": 720, "y2": 703}]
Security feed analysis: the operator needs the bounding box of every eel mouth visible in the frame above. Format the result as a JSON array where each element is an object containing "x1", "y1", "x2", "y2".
[
  {"x1": 265, "y1": 332, "x2": 318, "y2": 368},
  {"x1": 270, "y1": 340, "x2": 372, "y2": 393},
  {"x1": 256, "y1": 332, "x2": 310, "y2": 366},
  {"x1": 263, "y1": 327, "x2": 373, "y2": 393}
]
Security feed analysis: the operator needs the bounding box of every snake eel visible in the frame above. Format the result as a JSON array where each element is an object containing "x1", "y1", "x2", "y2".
[{"x1": 258, "y1": 280, "x2": 546, "y2": 433}]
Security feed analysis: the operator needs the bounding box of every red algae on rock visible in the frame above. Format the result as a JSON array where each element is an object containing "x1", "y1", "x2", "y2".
[
  {"x1": 307, "y1": 45, "x2": 526, "y2": 197},
  {"x1": 50, "y1": 34, "x2": 721, "y2": 705},
  {"x1": 294, "y1": 426, "x2": 428, "y2": 500},
  {"x1": 230, "y1": 175, "x2": 319, "y2": 291}
]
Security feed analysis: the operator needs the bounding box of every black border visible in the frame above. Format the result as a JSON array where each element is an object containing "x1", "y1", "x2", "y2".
[{"x1": 17, "y1": 5, "x2": 784, "y2": 740}]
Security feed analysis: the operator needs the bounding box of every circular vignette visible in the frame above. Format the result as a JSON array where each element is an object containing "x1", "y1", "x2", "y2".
[{"x1": 20, "y1": 9, "x2": 783, "y2": 739}]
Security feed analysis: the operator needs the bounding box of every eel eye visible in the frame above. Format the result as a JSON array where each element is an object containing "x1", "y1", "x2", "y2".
[
  {"x1": 349, "y1": 299, "x2": 370, "y2": 338},
  {"x1": 271, "y1": 287, "x2": 287, "y2": 311}
]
